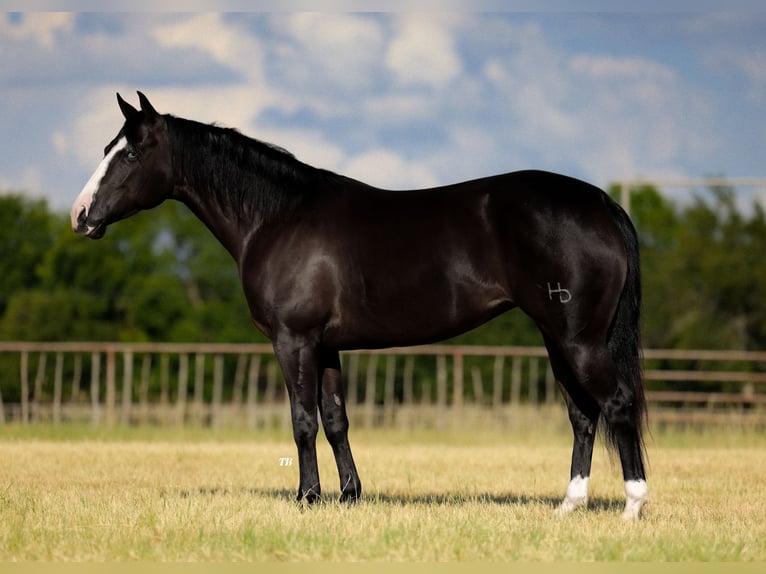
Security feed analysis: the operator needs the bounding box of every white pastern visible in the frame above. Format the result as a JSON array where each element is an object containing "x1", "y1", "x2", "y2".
[
  {"x1": 70, "y1": 137, "x2": 127, "y2": 230},
  {"x1": 556, "y1": 475, "x2": 589, "y2": 515},
  {"x1": 622, "y1": 479, "x2": 649, "y2": 521}
]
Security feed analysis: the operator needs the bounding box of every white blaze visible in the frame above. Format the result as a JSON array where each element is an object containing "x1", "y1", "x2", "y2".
[{"x1": 70, "y1": 137, "x2": 127, "y2": 231}]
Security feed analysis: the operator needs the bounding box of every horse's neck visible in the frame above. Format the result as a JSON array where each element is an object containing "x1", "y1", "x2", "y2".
[
  {"x1": 173, "y1": 184, "x2": 250, "y2": 262},
  {"x1": 168, "y1": 123, "x2": 314, "y2": 260}
]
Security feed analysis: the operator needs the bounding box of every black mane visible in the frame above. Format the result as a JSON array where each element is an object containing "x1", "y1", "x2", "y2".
[{"x1": 166, "y1": 115, "x2": 326, "y2": 222}]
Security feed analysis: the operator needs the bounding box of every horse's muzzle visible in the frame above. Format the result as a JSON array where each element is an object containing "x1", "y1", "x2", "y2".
[{"x1": 73, "y1": 207, "x2": 106, "y2": 239}]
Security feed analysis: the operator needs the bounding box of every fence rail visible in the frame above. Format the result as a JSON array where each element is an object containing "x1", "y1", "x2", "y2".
[{"x1": 1, "y1": 342, "x2": 765, "y2": 428}]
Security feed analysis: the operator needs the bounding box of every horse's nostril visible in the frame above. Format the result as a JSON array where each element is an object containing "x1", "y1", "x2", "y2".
[{"x1": 77, "y1": 206, "x2": 87, "y2": 226}]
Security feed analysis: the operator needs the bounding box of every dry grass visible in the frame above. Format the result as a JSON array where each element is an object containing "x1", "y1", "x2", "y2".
[{"x1": 1, "y1": 419, "x2": 765, "y2": 561}]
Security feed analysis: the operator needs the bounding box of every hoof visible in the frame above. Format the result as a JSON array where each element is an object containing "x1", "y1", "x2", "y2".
[
  {"x1": 621, "y1": 479, "x2": 648, "y2": 521},
  {"x1": 297, "y1": 486, "x2": 321, "y2": 505},
  {"x1": 556, "y1": 475, "x2": 589, "y2": 516},
  {"x1": 339, "y1": 489, "x2": 362, "y2": 504},
  {"x1": 555, "y1": 498, "x2": 586, "y2": 516},
  {"x1": 339, "y1": 475, "x2": 362, "y2": 504}
]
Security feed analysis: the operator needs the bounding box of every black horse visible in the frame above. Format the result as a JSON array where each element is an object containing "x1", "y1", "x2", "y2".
[{"x1": 71, "y1": 93, "x2": 648, "y2": 519}]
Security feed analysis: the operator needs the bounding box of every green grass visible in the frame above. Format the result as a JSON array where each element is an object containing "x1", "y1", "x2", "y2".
[{"x1": 1, "y1": 416, "x2": 765, "y2": 561}]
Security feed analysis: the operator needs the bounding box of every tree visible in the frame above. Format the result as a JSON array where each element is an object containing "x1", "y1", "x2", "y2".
[
  {"x1": 613, "y1": 183, "x2": 766, "y2": 351},
  {"x1": 0, "y1": 195, "x2": 56, "y2": 315},
  {"x1": 0, "y1": 197, "x2": 259, "y2": 343}
]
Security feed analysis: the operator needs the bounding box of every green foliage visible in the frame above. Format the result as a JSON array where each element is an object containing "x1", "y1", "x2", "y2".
[
  {"x1": 0, "y1": 195, "x2": 57, "y2": 315},
  {"x1": 0, "y1": 197, "x2": 258, "y2": 344},
  {"x1": 610, "y1": 183, "x2": 766, "y2": 351}
]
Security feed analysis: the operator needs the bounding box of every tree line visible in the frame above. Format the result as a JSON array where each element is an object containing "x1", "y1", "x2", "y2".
[{"x1": 1, "y1": 183, "x2": 765, "y2": 352}]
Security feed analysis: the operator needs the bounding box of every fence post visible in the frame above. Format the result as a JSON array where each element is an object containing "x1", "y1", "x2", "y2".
[
  {"x1": 160, "y1": 354, "x2": 170, "y2": 410},
  {"x1": 105, "y1": 348, "x2": 116, "y2": 426},
  {"x1": 471, "y1": 367, "x2": 484, "y2": 405},
  {"x1": 232, "y1": 353, "x2": 247, "y2": 416},
  {"x1": 453, "y1": 350, "x2": 464, "y2": 408},
  {"x1": 91, "y1": 352, "x2": 101, "y2": 426},
  {"x1": 53, "y1": 352, "x2": 63, "y2": 425},
  {"x1": 212, "y1": 354, "x2": 224, "y2": 429},
  {"x1": 436, "y1": 355, "x2": 447, "y2": 407},
  {"x1": 529, "y1": 357, "x2": 539, "y2": 405},
  {"x1": 176, "y1": 353, "x2": 189, "y2": 426},
  {"x1": 364, "y1": 354, "x2": 378, "y2": 428},
  {"x1": 246, "y1": 355, "x2": 261, "y2": 429},
  {"x1": 264, "y1": 360, "x2": 278, "y2": 429},
  {"x1": 139, "y1": 354, "x2": 151, "y2": 424},
  {"x1": 510, "y1": 357, "x2": 522, "y2": 405},
  {"x1": 347, "y1": 353, "x2": 359, "y2": 407},
  {"x1": 32, "y1": 353, "x2": 47, "y2": 423},
  {"x1": 70, "y1": 354, "x2": 82, "y2": 405},
  {"x1": 403, "y1": 356, "x2": 414, "y2": 404},
  {"x1": 193, "y1": 353, "x2": 206, "y2": 426},
  {"x1": 384, "y1": 354, "x2": 396, "y2": 426},
  {"x1": 492, "y1": 356, "x2": 504, "y2": 407},
  {"x1": 20, "y1": 351, "x2": 29, "y2": 425},
  {"x1": 121, "y1": 350, "x2": 134, "y2": 426}
]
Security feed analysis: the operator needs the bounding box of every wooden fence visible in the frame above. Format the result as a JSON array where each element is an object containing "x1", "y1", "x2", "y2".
[{"x1": 0, "y1": 342, "x2": 765, "y2": 429}]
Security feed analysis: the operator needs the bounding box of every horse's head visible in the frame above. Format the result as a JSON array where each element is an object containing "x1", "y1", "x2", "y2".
[{"x1": 71, "y1": 92, "x2": 173, "y2": 238}]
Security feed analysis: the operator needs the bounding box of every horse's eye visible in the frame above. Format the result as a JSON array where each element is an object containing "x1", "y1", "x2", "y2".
[{"x1": 126, "y1": 149, "x2": 138, "y2": 162}]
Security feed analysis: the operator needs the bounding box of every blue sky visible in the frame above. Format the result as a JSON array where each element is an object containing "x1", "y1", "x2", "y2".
[{"x1": 2, "y1": 8, "x2": 766, "y2": 212}]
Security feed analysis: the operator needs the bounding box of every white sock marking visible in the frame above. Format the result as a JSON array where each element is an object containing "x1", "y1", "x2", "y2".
[
  {"x1": 556, "y1": 475, "x2": 589, "y2": 515},
  {"x1": 622, "y1": 479, "x2": 648, "y2": 521},
  {"x1": 70, "y1": 137, "x2": 127, "y2": 230}
]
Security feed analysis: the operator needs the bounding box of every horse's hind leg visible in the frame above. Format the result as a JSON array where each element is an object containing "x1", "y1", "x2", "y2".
[
  {"x1": 557, "y1": 389, "x2": 600, "y2": 514},
  {"x1": 317, "y1": 349, "x2": 362, "y2": 502},
  {"x1": 601, "y1": 378, "x2": 648, "y2": 520},
  {"x1": 545, "y1": 337, "x2": 600, "y2": 515},
  {"x1": 558, "y1": 341, "x2": 648, "y2": 520}
]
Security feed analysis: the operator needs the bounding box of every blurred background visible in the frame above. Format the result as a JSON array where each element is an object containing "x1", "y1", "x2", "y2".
[{"x1": 2, "y1": 10, "x2": 766, "y2": 428}]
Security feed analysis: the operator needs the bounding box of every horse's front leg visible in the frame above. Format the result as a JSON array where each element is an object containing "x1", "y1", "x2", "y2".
[{"x1": 274, "y1": 335, "x2": 321, "y2": 503}]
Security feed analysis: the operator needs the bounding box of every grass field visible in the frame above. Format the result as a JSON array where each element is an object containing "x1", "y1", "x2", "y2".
[{"x1": 1, "y1": 411, "x2": 766, "y2": 561}]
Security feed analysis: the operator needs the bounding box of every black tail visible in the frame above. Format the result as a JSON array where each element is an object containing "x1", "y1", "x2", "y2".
[{"x1": 604, "y1": 199, "x2": 647, "y2": 461}]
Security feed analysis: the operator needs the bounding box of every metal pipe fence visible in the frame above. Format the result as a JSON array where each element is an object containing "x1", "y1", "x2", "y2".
[{"x1": 1, "y1": 342, "x2": 765, "y2": 429}]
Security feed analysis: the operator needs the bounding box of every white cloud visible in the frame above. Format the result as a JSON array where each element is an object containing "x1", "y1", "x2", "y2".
[
  {"x1": 386, "y1": 14, "x2": 462, "y2": 88},
  {"x1": 66, "y1": 87, "x2": 131, "y2": 167},
  {"x1": 0, "y1": 167, "x2": 43, "y2": 197},
  {"x1": 428, "y1": 124, "x2": 513, "y2": 184},
  {"x1": 0, "y1": 13, "x2": 74, "y2": 49},
  {"x1": 480, "y1": 34, "x2": 718, "y2": 185},
  {"x1": 732, "y1": 50, "x2": 766, "y2": 102},
  {"x1": 278, "y1": 12, "x2": 383, "y2": 59},
  {"x1": 570, "y1": 54, "x2": 676, "y2": 82},
  {"x1": 250, "y1": 126, "x2": 347, "y2": 174},
  {"x1": 362, "y1": 94, "x2": 434, "y2": 123},
  {"x1": 272, "y1": 13, "x2": 385, "y2": 95},
  {"x1": 152, "y1": 14, "x2": 268, "y2": 84},
  {"x1": 141, "y1": 87, "x2": 280, "y2": 130},
  {"x1": 342, "y1": 149, "x2": 439, "y2": 190},
  {"x1": 51, "y1": 131, "x2": 68, "y2": 155}
]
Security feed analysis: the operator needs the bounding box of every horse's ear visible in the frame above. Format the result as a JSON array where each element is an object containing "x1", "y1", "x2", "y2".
[
  {"x1": 117, "y1": 93, "x2": 139, "y2": 120},
  {"x1": 137, "y1": 91, "x2": 159, "y2": 119}
]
